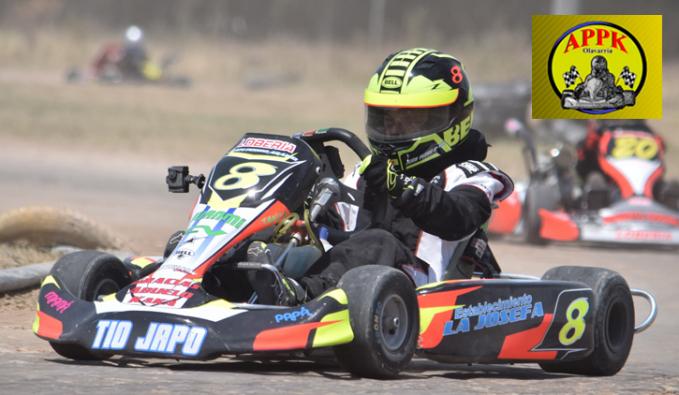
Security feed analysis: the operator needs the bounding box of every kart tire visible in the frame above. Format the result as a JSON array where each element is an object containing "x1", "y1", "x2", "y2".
[
  {"x1": 523, "y1": 182, "x2": 557, "y2": 245},
  {"x1": 333, "y1": 265, "x2": 418, "y2": 379},
  {"x1": 539, "y1": 266, "x2": 634, "y2": 376},
  {"x1": 48, "y1": 250, "x2": 132, "y2": 360}
]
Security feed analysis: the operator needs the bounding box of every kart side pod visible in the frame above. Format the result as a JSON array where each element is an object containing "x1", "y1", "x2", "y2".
[{"x1": 416, "y1": 278, "x2": 595, "y2": 364}]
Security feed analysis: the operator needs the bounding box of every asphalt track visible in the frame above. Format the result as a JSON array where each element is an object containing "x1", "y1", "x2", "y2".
[{"x1": 1, "y1": 144, "x2": 678, "y2": 394}]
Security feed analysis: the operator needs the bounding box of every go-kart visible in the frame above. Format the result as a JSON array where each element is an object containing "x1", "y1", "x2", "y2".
[
  {"x1": 33, "y1": 128, "x2": 657, "y2": 378},
  {"x1": 66, "y1": 46, "x2": 191, "y2": 88},
  {"x1": 489, "y1": 119, "x2": 679, "y2": 247}
]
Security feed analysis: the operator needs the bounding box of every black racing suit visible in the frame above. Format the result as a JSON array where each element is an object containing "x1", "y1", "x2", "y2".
[{"x1": 298, "y1": 130, "x2": 513, "y2": 299}]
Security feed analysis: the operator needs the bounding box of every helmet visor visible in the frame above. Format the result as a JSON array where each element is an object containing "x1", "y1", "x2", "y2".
[{"x1": 366, "y1": 105, "x2": 452, "y2": 143}]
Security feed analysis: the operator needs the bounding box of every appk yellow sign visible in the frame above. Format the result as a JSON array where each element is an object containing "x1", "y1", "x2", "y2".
[{"x1": 532, "y1": 15, "x2": 662, "y2": 119}]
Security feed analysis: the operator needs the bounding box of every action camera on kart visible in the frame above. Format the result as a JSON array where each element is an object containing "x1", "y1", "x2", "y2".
[{"x1": 166, "y1": 166, "x2": 205, "y2": 193}]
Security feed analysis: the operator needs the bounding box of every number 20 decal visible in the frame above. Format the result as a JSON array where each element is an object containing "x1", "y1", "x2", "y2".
[
  {"x1": 558, "y1": 297, "x2": 590, "y2": 346},
  {"x1": 610, "y1": 136, "x2": 659, "y2": 160},
  {"x1": 213, "y1": 162, "x2": 277, "y2": 191}
]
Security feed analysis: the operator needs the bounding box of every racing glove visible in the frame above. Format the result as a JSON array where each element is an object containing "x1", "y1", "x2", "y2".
[
  {"x1": 386, "y1": 164, "x2": 427, "y2": 210},
  {"x1": 358, "y1": 154, "x2": 389, "y2": 193}
]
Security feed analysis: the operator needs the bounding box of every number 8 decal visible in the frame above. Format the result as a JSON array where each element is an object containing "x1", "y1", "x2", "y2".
[
  {"x1": 559, "y1": 297, "x2": 590, "y2": 346},
  {"x1": 450, "y1": 65, "x2": 463, "y2": 84},
  {"x1": 214, "y1": 162, "x2": 277, "y2": 191}
]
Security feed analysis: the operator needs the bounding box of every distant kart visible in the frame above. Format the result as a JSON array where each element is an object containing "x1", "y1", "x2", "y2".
[
  {"x1": 65, "y1": 44, "x2": 191, "y2": 88},
  {"x1": 34, "y1": 128, "x2": 656, "y2": 378},
  {"x1": 489, "y1": 119, "x2": 679, "y2": 247},
  {"x1": 473, "y1": 81, "x2": 531, "y2": 138}
]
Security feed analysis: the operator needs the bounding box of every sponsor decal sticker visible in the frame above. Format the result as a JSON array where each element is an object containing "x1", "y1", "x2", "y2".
[
  {"x1": 44, "y1": 291, "x2": 74, "y2": 314},
  {"x1": 134, "y1": 322, "x2": 207, "y2": 356},
  {"x1": 126, "y1": 276, "x2": 200, "y2": 307},
  {"x1": 237, "y1": 137, "x2": 296, "y2": 154},
  {"x1": 615, "y1": 230, "x2": 671, "y2": 241},
  {"x1": 532, "y1": 15, "x2": 662, "y2": 119},
  {"x1": 190, "y1": 210, "x2": 246, "y2": 229},
  {"x1": 443, "y1": 294, "x2": 543, "y2": 336},
  {"x1": 275, "y1": 307, "x2": 312, "y2": 323},
  {"x1": 92, "y1": 320, "x2": 133, "y2": 350},
  {"x1": 92, "y1": 320, "x2": 207, "y2": 356}
]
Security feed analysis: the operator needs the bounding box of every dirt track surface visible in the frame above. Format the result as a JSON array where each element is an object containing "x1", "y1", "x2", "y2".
[{"x1": 1, "y1": 144, "x2": 678, "y2": 394}]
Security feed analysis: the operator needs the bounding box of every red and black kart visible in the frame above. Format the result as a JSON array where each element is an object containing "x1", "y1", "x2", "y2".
[
  {"x1": 489, "y1": 119, "x2": 679, "y2": 247},
  {"x1": 34, "y1": 128, "x2": 656, "y2": 378}
]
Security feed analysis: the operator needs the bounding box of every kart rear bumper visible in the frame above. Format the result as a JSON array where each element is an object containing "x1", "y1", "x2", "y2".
[
  {"x1": 539, "y1": 207, "x2": 679, "y2": 246},
  {"x1": 579, "y1": 224, "x2": 679, "y2": 245}
]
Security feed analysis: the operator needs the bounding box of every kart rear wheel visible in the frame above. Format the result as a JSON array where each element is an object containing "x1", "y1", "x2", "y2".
[
  {"x1": 524, "y1": 182, "x2": 558, "y2": 245},
  {"x1": 539, "y1": 266, "x2": 634, "y2": 376},
  {"x1": 48, "y1": 250, "x2": 132, "y2": 360},
  {"x1": 333, "y1": 265, "x2": 418, "y2": 379}
]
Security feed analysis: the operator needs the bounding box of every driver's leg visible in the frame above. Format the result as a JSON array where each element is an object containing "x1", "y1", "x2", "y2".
[{"x1": 299, "y1": 228, "x2": 417, "y2": 300}]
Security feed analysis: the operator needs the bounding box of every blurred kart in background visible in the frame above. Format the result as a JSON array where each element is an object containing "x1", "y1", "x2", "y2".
[
  {"x1": 473, "y1": 81, "x2": 531, "y2": 136},
  {"x1": 65, "y1": 49, "x2": 192, "y2": 88},
  {"x1": 65, "y1": 26, "x2": 191, "y2": 88},
  {"x1": 489, "y1": 118, "x2": 679, "y2": 247}
]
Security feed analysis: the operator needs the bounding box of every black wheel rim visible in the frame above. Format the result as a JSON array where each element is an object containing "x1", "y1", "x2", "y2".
[
  {"x1": 605, "y1": 299, "x2": 629, "y2": 353},
  {"x1": 91, "y1": 278, "x2": 120, "y2": 300},
  {"x1": 378, "y1": 294, "x2": 409, "y2": 352}
]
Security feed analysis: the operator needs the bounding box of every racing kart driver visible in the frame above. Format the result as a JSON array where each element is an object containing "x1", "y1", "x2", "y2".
[
  {"x1": 253, "y1": 48, "x2": 514, "y2": 306},
  {"x1": 575, "y1": 119, "x2": 679, "y2": 210}
]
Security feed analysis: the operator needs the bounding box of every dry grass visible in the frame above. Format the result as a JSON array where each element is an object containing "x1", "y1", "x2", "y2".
[
  {"x1": 0, "y1": 241, "x2": 59, "y2": 270},
  {"x1": 0, "y1": 242, "x2": 57, "y2": 309},
  {"x1": 0, "y1": 288, "x2": 39, "y2": 311}
]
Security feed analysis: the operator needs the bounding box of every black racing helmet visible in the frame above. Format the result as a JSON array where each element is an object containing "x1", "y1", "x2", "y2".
[{"x1": 365, "y1": 48, "x2": 474, "y2": 172}]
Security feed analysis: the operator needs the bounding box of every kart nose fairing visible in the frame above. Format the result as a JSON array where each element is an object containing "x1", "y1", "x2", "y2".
[{"x1": 33, "y1": 275, "x2": 353, "y2": 359}]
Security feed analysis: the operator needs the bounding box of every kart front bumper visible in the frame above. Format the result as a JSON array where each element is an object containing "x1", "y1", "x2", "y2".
[{"x1": 33, "y1": 275, "x2": 353, "y2": 360}]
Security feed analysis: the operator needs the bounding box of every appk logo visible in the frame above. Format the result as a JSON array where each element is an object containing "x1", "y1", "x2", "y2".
[
  {"x1": 532, "y1": 15, "x2": 662, "y2": 119},
  {"x1": 551, "y1": 22, "x2": 644, "y2": 114}
]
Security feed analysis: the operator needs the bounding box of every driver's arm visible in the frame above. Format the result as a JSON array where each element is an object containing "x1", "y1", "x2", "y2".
[
  {"x1": 388, "y1": 163, "x2": 513, "y2": 240},
  {"x1": 397, "y1": 182, "x2": 491, "y2": 240}
]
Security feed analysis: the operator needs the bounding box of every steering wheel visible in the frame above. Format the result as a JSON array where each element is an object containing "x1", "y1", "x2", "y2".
[{"x1": 295, "y1": 127, "x2": 370, "y2": 160}]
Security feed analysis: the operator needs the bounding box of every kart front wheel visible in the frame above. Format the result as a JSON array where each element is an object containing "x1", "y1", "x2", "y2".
[
  {"x1": 333, "y1": 265, "x2": 418, "y2": 379},
  {"x1": 48, "y1": 250, "x2": 132, "y2": 360},
  {"x1": 539, "y1": 266, "x2": 634, "y2": 376}
]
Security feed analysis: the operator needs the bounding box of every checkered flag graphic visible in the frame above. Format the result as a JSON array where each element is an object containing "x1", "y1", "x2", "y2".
[
  {"x1": 562, "y1": 66, "x2": 580, "y2": 88},
  {"x1": 619, "y1": 66, "x2": 636, "y2": 88}
]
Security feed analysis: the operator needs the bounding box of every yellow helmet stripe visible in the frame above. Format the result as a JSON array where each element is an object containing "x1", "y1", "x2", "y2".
[
  {"x1": 402, "y1": 49, "x2": 437, "y2": 89},
  {"x1": 378, "y1": 48, "x2": 435, "y2": 91},
  {"x1": 364, "y1": 88, "x2": 459, "y2": 108}
]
